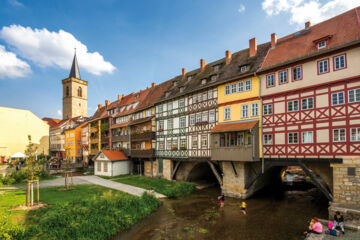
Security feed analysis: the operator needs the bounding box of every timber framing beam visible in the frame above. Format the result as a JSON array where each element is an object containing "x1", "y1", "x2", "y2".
[{"x1": 171, "y1": 161, "x2": 182, "y2": 180}]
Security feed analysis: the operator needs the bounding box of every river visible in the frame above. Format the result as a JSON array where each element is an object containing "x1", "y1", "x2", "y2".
[{"x1": 113, "y1": 181, "x2": 328, "y2": 240}]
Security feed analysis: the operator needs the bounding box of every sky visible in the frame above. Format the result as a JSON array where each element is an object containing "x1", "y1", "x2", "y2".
[{"x1": 1, "y1": 0, "x2": 359, "y2": 119}]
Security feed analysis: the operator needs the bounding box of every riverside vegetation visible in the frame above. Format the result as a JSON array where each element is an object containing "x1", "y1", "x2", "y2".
[{"x1": 1, "y1": 185, "x2": 160, "y2": 240}]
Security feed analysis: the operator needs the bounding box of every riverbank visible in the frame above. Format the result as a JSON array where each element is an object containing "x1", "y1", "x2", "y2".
[
  {"x1": 1, "y1": 184, "x2": 160, "y2": 240},
  {"x1": 102, "y1": 175, "x2": 196, "y2": 198}
]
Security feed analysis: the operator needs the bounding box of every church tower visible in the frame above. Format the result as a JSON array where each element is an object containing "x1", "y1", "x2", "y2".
[{"x1": 62, "y1": 52, "x2": 88, "y2": 119}]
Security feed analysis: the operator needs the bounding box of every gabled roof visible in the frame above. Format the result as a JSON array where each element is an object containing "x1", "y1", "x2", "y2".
[
  {"x1": 99, "y1": 150, "x2": 128, "y2": 161},
  {"x1": 69, "y1": 52, "x2": 81, "y2": 79},
  {"x1": 42, "y1": 118, "x2": 61, "y2": 128},
  {"x1": 210, "y1": 120, "x2": 258, "y2": 133},
  {"x1": 260, "y1": 7, "x2": 360, "y2": 71}
]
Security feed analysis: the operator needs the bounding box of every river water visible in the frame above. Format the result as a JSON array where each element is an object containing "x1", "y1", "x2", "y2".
[{"x1": 113, "y1": 182, "x2": 328, "y2": 240}]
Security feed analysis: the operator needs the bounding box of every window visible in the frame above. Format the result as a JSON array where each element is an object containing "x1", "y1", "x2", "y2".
[
  {"x1": 238, "y1": 81, "x2": 244, "y2": 92},
  {"x1": 158, "y1": 105, "x2": 163, "y2": 113},
  {"x1": 78, "y1": 87, "x2": 82, "y2": 97},
  {"x1": 213, "y1": 65, "x2": 220, "y2": 71},
  {"x1": 332, "y1": 92, "x2": 345, "y2": 106},
  {"x1": 192, "y1": 136, "x2": 198, "y2": 148},
  {"x1": 146, "y1": 109, "x2": 152, "y2": 117},
  {"x1": 180, "y1": 86, "x2": 185, "y2": 92},
  {"x1": 159, "y1": 141, "x2": 165, "y2": 150},
  {"x1": 172, "y1": 139, "x2": 178, "y2": 150},
  {"x1": 225, "y1": 85, "x2": 230, "y2": 95},
  {"x1": 264, "y1": 134, "x2": 273, "y2": 145},
  {"x1": 240, "y1": 65, "x2": 248, "y2": 72},
  {"x1": 201, "y1": 135, "x2": 207, "y2": 147},
  {"x1": 180, "y1": 139, "x2": 187, "y2": 149},
  {"x1": 167, "y1": 119, "x2": 173, "y2": 129},
  {"x1": 208, "y1": 90, "x2": 213, "y2": 99},
  {"x1": 180, "y1": 117, "x2": 186, "y2": 128},
  {"x1": 241, "y1": 104, "x2": 249, "y2": 118},
  {"x1": 167, "y1": 102, "x2": 173, "y2": 111},
  {"x1": 334, "y1": 54, "x2": 346, "y2": 70},
  {"x1": 190, "y1": 115, "x2": 195, "y2": 126},
  {"x1": 201, "y1": 79, "x2": 207, "y2": 85},
  {"x1": 231, "y1": 84, "x2": 237, "y2": 93},
  {"x1": 209, "y1": 111, "x2": 215, "y2": 122},
  {"x1": 318, "y1": 59, "x2": 329, "y2": 74},
  {"x1": 302, "y1": 131, "x2": 313, "y2": 143},
  {"x1": 245, "y1": 80, "x2": 252, "y2": 91},
  {"x1": 97, "y1": 162, "x2": 101, "y2": 172},
  {"x1": 166, "y1": 139, "x2": 172, "y2": 150},
  {"x1": 237, "y1": 133, "x2": 244, "y2": 145},
  {"x1": 351, "y1": 128, "x2": 360, "y2": 141},
  {"x1": 349, "y1": 88, "x2": 360, "y2": 103},
  {"x1": 196, "y1": 114, "x2": 201, "y2": 123},
  {"x1": 202, "y1": 112, "x2": 208, "y2": 122},
  {"x1": 211, "y1": 75, "x2": 217, "y2": 81},
  {"x1": 287, "y1": 100, "x2": 299, "y2": 112},
  {"x1": 66, "y1": 86, "x2": 69, "y2": 97},
  {"x1": 266, "y1": 74, "x2": 275, "y2": 87},
  {"x1": 224, "y1": 107, "x2": 231, "y2": 120},
  {"x1": 202, "y1": 92, "x2": 207, "y2": 101},
  {"x1": 159, "y1": 120, "x2": 164, "y2": 130},
  {"x1": 187, "y1": 75, "x2": 193, "y2": 81},
  {"x1": 263, "y1": 104, "x2": 273, "y2": 115},
  {"x1": 251, "y1": 103, "x2": 259, "y2": 117},
  {"x1": 173, "y1": 81, "x2": 177, "y2": 86},
  {"x1": 301, "y1": 97, "x2": 314, "y2": 110},
  {"x1": 279, "y1": 70, "x2": 288, "y2": 84},
  {"x1": 333, "y1": 129, "x2": 346, "y2": 142},
  {"x1": 246, "y1": 135, "x2": 252, "y2": 145},
  {"x1": 292, "y1": 66, "x2": 302, "y2": 81},
  {"x1": 103, "y1": 162, "x2": 108, "y2": 172},
  {"x1": 288, "y1": 132, "x2": 299, "y2": 144},
  {"x1": 317, "y1": 41, "x2": 326, "y2": 49},
  {"x1": 179, "y1": 99, "x2": 185, "y2": 108},
  {"x1": 78, "y1": 141, "x2": 81, "y2": 146}
]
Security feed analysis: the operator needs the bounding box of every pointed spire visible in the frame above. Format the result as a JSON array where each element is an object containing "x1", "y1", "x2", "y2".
[{"x1": 69, "y1": 48, "x2": 81, "y2": 79}]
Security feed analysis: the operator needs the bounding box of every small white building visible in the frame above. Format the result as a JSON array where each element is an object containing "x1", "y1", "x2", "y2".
[{"x1": 93, "y1": 150, "x2": 130, "y2": 177}]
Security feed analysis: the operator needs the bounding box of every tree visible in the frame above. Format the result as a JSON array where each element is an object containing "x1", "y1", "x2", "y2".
[{"x1": 24, "y1": 135, "x2": 40, "y2": 206}]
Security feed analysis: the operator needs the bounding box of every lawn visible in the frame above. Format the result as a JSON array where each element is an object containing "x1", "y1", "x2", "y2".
[
  {"x1": 1, "y1": 184, "x2": 161, "y2": 240},
  {"x1": 103, "y1": 175, "x2": 196, "y2": 198}
]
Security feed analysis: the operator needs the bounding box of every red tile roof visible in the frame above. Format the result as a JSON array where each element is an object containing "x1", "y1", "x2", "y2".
[
  {"x1": 101, "y1": 150, "x2": 128, "y2": 161},
  {"x1": 210, "y1": 121, "x2": 258, "y2": 133},
  {"x1": 260, "y1": 7, "x2": 360, "y2": 70},
  {"x1": 42, "y1": 118, "x2": 61, "y2": 128},
  {"x1": 111, "y1": 122, "x2": 129, "y2": 129}
]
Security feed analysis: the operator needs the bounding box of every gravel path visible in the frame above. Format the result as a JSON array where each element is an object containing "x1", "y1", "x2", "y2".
[{"x1": 16, "y1": 175, "x2": 166, "y2": 199}]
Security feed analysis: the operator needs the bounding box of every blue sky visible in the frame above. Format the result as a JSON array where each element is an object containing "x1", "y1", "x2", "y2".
[{"x1": 0, "y1": 0, "x2": 359, "y2": 118}]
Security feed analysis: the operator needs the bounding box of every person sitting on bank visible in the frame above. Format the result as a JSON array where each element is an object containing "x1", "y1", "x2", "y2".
[
  {"x1": 304, "y1": 218, "x2": 322, "y2": 235},
  {"x1": 332, "y1": 211, "x2": 345, "y2": 234}
]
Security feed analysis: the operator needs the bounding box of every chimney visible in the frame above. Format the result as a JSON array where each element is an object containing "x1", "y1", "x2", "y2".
[
  {"x1": 225, "y1": 50, "x2": 232, "y2": 64},
  {"x1": 305, "y1": 21, "x2": 311, "y2": 29},
  {"x1": 105, "y1": 100, "x2": 110, "y2": 106},
  {"x1": 98, "y1": 104, "x2": 103, "y2": 109},
  {"x1": 151, "y1": 82, "x2": 156, "y2": 88},
  {"x1": 182, "y1": 68, "x2": 186, "y2": 77},
  {"x1": 271, "y1": 33, "x2": 277, "y2": 48},
  {"x1": 200, "y1": 59, "x2": 205, "y2": 71},
  {"x1": 249, "y1": 38, "x2": 257, "y2": 57},
  {"x1": 117, "y1": 94, "x2": 122, "y2": 101}
]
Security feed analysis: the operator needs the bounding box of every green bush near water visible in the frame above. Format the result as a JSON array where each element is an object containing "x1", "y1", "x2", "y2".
[
  {"x1": 0, "y1": 169, "x2": 55, "y2": 186},
  {"x1": 105, "y1": 175, "x2": 196, "y2": 198}
]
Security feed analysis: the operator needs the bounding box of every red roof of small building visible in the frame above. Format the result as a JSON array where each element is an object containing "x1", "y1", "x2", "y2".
[
  {"x1": 210, "y1": 121, "x2": 258, "y2": 133},
  {"x1": 260, "y1": 7, "x2": 360, "y2": 70},
  {"x1": 101, "y1": 150, "x2": 128, "y2": 161}
]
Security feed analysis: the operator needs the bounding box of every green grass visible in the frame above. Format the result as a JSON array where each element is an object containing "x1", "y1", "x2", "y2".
[
  {"x1": 103, "y1": 175, "x2": 196, "y2": 198},
  {"x1": 1, "y1": 184, "x2": 161, "y2": 240}
]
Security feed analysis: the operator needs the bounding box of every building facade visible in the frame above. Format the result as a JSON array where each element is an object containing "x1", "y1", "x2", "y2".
[{"x1": 64, "y1": 121, "x2": 87, "y2": 163}]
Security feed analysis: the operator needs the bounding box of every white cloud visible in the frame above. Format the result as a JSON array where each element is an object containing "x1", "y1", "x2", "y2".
[
  {"x1": 262, "y1": 0, "x2": 360, "y2": 26},
  {"x1": 57, "y1": 109, "x2": 62, "y2": 117},
  {"x1": 238, "y1": 4, "x2": 246, "y2": 13},
  {"x1": 0, "y1": 45, "x2": 31, "y2": 79},
  {"x1": 8, "y1": 0, "x2": 24, "y2": 7},
  {"x1": 0, "y1": 25, "x2": 116, "y2": 76}
]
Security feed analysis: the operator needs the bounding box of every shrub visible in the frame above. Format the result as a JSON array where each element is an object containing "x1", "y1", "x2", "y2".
[
  {"x1": 162, "y1": 181, "x2": 196, "y2": 198},
  {"x1": 0, "y1": 215, "x2": 25, "y2": 240}
]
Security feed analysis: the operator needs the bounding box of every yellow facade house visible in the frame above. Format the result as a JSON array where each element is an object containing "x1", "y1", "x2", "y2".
[
  {"x1": 64, "y1": 122, "x2": 86, "y2": 163},
  {"x1": 0, "y1": 106, "x2": 49, "y2": 162}
]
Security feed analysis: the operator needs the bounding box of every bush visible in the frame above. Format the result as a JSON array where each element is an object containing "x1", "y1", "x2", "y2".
[
  {"x1": 0, "y1": 215, "x2": 25, "y2": 240},
  {"x1": 162, "y1": 181, "x2": 196, "y2": 198}
]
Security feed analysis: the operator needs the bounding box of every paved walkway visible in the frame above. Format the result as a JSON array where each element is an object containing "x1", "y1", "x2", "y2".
[
  {"x1": 18, "y1": 175, "x2": 166, "y2": 199},
  {"x1": 306, "y1": 231, "x2": 360, "y2": 240}
]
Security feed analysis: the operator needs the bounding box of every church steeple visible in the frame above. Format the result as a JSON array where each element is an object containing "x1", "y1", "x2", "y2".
[{"x1": 69, "y1": 50, "x2": 81, "y2": 79}]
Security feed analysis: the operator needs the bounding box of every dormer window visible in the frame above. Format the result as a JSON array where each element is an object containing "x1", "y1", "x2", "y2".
[
  {"x1": 213, "y1": 64, "x2": 221, "y2": 72},
  {"x1": 135, "y1": 94, "x2": 139, "y2": 99},
  {"x1": 210, "y1": 75, "x2": 217, "y2": 82},
  {"x1": 201, "y1": 79, "x2": 207, "y2": 85},
  {"x1": 317, "y1": 41, "x2": 326, "y2": 49},
  {"x1": 173, "y1": 81, "x2": 178, "y2": 86},
  {"x1": 240, "y1": 65, "x2": 249, "y2": 72},
  {"x1": 165, "y1": 92, "x2": 171, "y2": 97},
  {"x1": 179, "y1": 86, "x2": 185, "y2": 92}
]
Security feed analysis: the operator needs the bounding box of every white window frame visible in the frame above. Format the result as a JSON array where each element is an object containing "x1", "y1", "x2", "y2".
[
  {"x1": 251, "y1": 103, "x2": 259, "y2": 117},
  {"x1": 241, "y1": 104, "x2": 249, "y2": 118},
  {"x1": 334, "y1": 54, "x2": 346, "y2": 70},
  {"x1": 263, "y1": 104, "x2": 273, "y2": 115},
  {"x1": 292, "y1": 66, "x2": 302, "y2": 81},
  {"x1": 231, "y1": 84, "x2": 237, "y2": 94},
  {"x1": 318, "y1": 59, "x2": 329, "y2": 74},
  {"x1": 192, "y1": 136, "x2": 198, "y2": 149},
  {"x1": 224, "y1": 107, "x2": 231, "y2": 120},
  {"x1": 288, "y1": 132, "x2": 299, "y2": 144},
  {"x1": 317, "y1": 41, "x2": 326, "y2": 49},
  {"x1": 301, "y1": 97, "x2": 314, "y2": 110},
  {"x1": 266, "y1": 74, "x2": 275, "y2": 87},
  {"x1": 167, "y1": 102, "x2": 173, "y2": 111},
  {"x1": 225, "y1": 85, "x2": 230, "y2": 95},
  {"x1": 302, "y1": 131, "x2": 314, "y2": 144},
  {"x1": 179, "y1": 117, "x2": 186, "y2": 128},
  {"x1": 179, "y1": 99, "x2": 185, "y2": 108},
  {"x1": 209, "y1": 111, "x2": 215, "y2": 122},
  {"x1": 333, "y1": 129, "x2": 346, "y2": 142},
  {"x1": 167, "y1": 119, "x2": 173, "y2": 129},
  {"x1": 351, "y1": 128, "x2": 360, "y2": 142},
  {"x1": 245, "y1": 80, "x2": 252, "y2": 91},
  {"x1": 287, "y1": 100, "x2": 299, "y2": 112},
  {"x1": 348, "y1": 88, "x2": 360, "y2": 103},
  {"x1": 279, "y1": 70, "x2": 288, "y2": 84},
  {"x1": 332, "y1": 92, "x2": 345, "y2": 106},
  {"x1": 263, "y1": 134, "x2": 273, "y2": 145},
  {"x1": 238, "y1": 81, "x2": 244, "y2": 92},
  {"x1": 190, "y1": 115, "x2": 195, "y2": 126}
]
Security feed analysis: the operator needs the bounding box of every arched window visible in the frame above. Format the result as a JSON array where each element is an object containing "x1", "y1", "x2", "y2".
[
  {"x1": 66, "y1": 86, "x2": 70, "y2": 97},
  {"x1": 78, "y1": 87, "x2": 82, "y2": 97}
]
